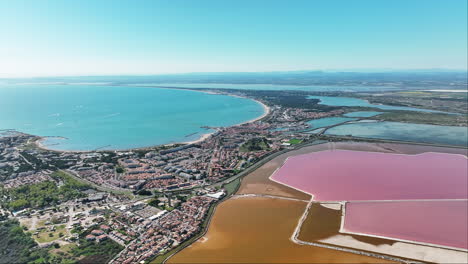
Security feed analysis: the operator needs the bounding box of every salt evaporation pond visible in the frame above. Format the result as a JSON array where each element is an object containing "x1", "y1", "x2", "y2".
[
  {"x1": 343, "y1": 111, "x2": 383, "y2": 117},
  {"x1": 270, "y1": 150, "x2": 467, "y2": 201},
  {"x1": 308, "y1": 95, "x2": 444, "y2": 113},
  {"x1": 325, "y1": 121, "x2": 468, "y2": 146},
  {"x1": 306, "y1": 117, "x2": 356, "y2": 130},
  {"x1": 0, "y1": 85, "x2": 265, "y2": 151},
  {"x1": 169, "y1": 197, "x2": 381, "y2": 263},
  {"x1": 343, "y1": 200, "x2": 468, "y2": 249}
]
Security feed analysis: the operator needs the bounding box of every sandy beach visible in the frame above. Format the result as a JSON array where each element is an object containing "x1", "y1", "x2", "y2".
[
  {"x1": 182, "y1": 95, "x2": 271, "y2": 145},
  {"x1": 182, "y1": 131, "x2": 217, "y2": 145},
  {"x1": 35, "y1": 137, "x2": 89, "y2": 153}
]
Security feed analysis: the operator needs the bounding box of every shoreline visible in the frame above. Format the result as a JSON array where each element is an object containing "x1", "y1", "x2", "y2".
[
  {"x1": 35, "y1": 137, "x2": 89, "y2": 153},
  {"x1": 144, "y1": 85, "x2": 272, "y2": 126},
  {"x1": 182, "y1": 95, "x2": 271, "y2": 145},
  {"x1": 182, "y1": 131, "x2": 216, "y2": 145},
  {"x1": 32, "y1": 86, "x2": 271, "y2": 153}
]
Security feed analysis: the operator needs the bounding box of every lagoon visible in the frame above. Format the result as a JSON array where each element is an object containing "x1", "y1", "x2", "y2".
[
  {"x1": 306, "y1": 117, "x2": 356, "y2": 129},
  {"x1": 0, "y1": 85, "x2": 265, "y2": 151},
  {"x1": 325, "y1": 121, "x2": 468, "y2": 146},
  {"x1": 308, "y1": 95, "x2": 443, "y2": 113}
]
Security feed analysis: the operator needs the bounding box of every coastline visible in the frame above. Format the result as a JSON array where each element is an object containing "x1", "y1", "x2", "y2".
[
  {"x1": 143, "y1": 85, "x2": 272, "y2": 126},
  {"x1": 182, "y1": 132, "x2": 216, "y2": 145},
  {"x1": 32, "y1": 86, "x2": 271, "y2": 153},
  {"x1": 35, "y1": 137, "x2": 89, "y2": 153},
  {"x1": 182, "y1": 95, "x2": 271, "y2": 145}
]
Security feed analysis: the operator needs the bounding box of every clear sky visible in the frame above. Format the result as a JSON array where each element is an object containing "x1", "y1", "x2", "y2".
[{"x1": 1, "y1": 0, "x2": 467, "y2": 77}]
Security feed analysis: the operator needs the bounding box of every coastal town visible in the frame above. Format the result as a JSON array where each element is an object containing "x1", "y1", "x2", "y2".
[
  {"x1": 2, "y1": 0, "x2": 467, "y2": 262},
  {"x1": 0, "y1": 92, "x2": 356, "y2": 263},
  {"x1": 1, "y1": 85, "x2": 467, "y2": 264}
]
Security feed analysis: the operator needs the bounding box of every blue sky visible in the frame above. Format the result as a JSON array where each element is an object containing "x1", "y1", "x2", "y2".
[{"x1": 1, "y1": 0, "x2": 466, "y2": 77}]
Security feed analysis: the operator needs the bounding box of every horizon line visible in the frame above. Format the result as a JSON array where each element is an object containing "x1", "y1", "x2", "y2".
[{"x1": 1, "y1": 68, "x2": 468, "y2": 79}]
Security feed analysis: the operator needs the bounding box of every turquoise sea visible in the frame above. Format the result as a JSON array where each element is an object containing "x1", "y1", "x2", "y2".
[{"x1": 0, "y1": 85, "x2": 265, "y2": 151}]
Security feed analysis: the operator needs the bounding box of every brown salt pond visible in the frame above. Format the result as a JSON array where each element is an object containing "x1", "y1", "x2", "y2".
[
  {"x1": 168, "y1": 197, "x2": 384, "y2": 263},
  {"x1": 297, "y1": 203, "x2": 396, "y2": 246}
]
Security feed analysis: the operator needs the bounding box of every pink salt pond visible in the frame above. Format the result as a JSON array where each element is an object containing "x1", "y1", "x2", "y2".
[
  {"x1": 343, "y1": 200, "x2": 468, "y2": 249},
  {"x1": 270, "y1": 150, "x2": 467, "y2": 201}
]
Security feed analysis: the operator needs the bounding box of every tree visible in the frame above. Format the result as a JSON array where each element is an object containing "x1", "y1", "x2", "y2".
[
  {"x1": 115, "y1": 167, "x2": 124, "y2": 173},
  {"x1": 9, "y1": 199, "x2": 29, "y2": 211}
]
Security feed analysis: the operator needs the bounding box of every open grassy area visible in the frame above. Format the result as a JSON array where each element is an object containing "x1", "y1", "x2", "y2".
[
  {"x1": 35, "y1": 224, "x2": 67, "y2": 243},
  {"x1": 18, "y1": 218, "x2": 33, "y2": 230},
  {"x1": 223, "y1": 178, "x2": 241, "y2": 196},
  {"x1": 51, "y1": 243, "x2": 76, "y2": 254},
  {"x1": 49, "y1": 242, "x2": 77, "y2": 261},
  {"x1": 287, "y1": 138, "x2": 303, "y2": 144},
  {"x1": 239, "y1": 137, "x2": 271, "y2": 152},
  {"x1": 36, "y1": 219, "x2": 48, "y2": 228}
]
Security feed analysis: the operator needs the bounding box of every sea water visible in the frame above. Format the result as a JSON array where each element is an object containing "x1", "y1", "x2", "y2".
[{"x1": 0, "y1": 85, "x2": 264, "y2": 151}]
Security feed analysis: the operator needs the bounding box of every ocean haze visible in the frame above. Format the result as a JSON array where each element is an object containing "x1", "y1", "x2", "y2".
[{"x1": 2, "y1": 70, "x2": 467, "y2": 90}]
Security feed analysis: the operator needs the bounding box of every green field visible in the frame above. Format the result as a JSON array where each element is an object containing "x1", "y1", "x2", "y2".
[{"x1": 287, "y1": 138, "x2": 303, "y2": 144}]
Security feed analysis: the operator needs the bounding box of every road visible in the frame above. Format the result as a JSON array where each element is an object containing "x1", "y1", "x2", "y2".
[{"x1": 66, "y1": 203, "x2": 74, "y2": 235}]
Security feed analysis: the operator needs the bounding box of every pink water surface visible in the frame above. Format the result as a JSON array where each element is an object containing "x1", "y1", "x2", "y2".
[
  {"x1": 343, "y1": 200, "x2": 468, "y2": 249},
  {"x1": 270, "y1": 150, "x2": 467, "y2": 201}
]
